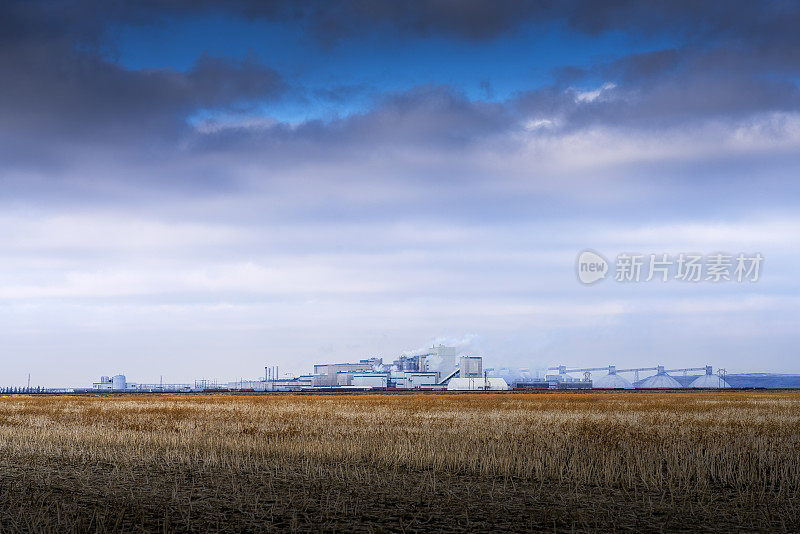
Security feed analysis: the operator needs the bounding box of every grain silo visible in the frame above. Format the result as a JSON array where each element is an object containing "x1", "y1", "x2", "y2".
[
  {"x1": 592, "y1": 368, "x2": 634, "y2": 389},
  {"x1": 638, "y1": 366, "x2": 681, "y2": 388},
  {"x1": 690, "y1": 366, "x2": 730, "y2": 388}
]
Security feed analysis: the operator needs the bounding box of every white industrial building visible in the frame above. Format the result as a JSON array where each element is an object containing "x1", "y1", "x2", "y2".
[
  {"x1": 392, "y1": 371, "x2": 440, "y2": 389},
  {"x1": 93, "y1": 375, "x2": 132, "y2": 391},
  {"x1": 447, "y1": 377, "x2": 508, "y2": 391},
  {"x1": 91, "y1": 341, "x2": 731, "y2": 394},
  {"x1": 352, "y1": 373, "x2": 389, "y2": 388},
  {"x1": 459, "y1": 356, "x2": 482, "y2": 378},
  {"x1": 431, "y1": 344, "x2": 457, "y2": 380},
  {"x1": 312, "y1": 359, "x2": 381, "y2": 387}
]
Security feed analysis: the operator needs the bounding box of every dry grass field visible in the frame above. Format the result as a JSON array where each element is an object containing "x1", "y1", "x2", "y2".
[{"x1": 1, "y1": 391, "x2": 799, "y2": 532}]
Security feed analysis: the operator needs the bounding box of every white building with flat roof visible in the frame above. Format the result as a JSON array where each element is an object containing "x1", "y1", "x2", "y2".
[{"x1": 447, "y1": 377, "x2": 508, "y2": 391}]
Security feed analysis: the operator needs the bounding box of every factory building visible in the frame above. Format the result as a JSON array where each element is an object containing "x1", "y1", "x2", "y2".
[
  {"x1": 459, "y1": 356, "x2": 482, "y2": 378},
  {"x1": 391, "y1": 371, "x2": 440, "y2": 389},
  {"x1": 352, "y1": 374, "x2": 389, "y2": 388},
  {"x1": 89, "y1": 347, "x2": 728, "y2": 393},
  {"x1": 398, "y1": 354, "x2": 428, "y2": 372},
  {"x1": 397, "y1": 345, "x2": 457, "y2": 381},
  {"x1": 431, "y1": 344, "x2": 457, "y2": 380},
  {"x1": 312, "y1": 358, "x2": 381, "y2": 387},
  {"x1": 447, "y1": 377, "x2": 508, "y2": 391},
  {"x1": 226, "y1": 376, "x2": 314, "y2": 391},
  {"x1": 92, "y1": 375, "x2": 193, "y2": 392},
  {"x1": 304, "y1": 348, "x2": 463, "y2": 389},
  {"x1": 93, "y1": 375, "x2": 132, "y2": 391}
]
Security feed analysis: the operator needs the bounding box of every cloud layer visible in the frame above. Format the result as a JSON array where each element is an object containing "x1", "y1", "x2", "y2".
[{"x1": 1, "y1": 1, "x2": 799, "y2": 386}]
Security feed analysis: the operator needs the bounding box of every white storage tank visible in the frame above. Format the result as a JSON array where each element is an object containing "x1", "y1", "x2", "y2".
[
  {"x1": 690, "y1": 367, "x2": 730, "y2": 388},
  {"x1": 111, "y1": 374, "x2": 127, "y2": 391},
  {"x1": 592, "y1": 372, "x2": 634, "y2": 389},
  {"x1": 638, "y1": 367, "x2": 681, "y2": 388}
]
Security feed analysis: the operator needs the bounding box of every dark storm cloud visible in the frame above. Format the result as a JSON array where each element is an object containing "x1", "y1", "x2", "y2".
[
  {"x1": 0, "y1": 1, "x2": 284, "y2": 169},
  {"x1": 152, "y1": 0, "x2": 800, "y2": 47},
  {"x1": 163, "y1": 1, "x2": 800, "y2": 47},
  {"x1": 533, "y1": 43, "x2": 800, "y2": 130},
  {"x1": 0, "y1": 47, "x2": 284, "y2": 143},
  {"x1": 2, "y1": 0, "x2": 800, "y2": 179},
  {"x1": 8, "y1": 1, "x2": 800, "y2": 46}
]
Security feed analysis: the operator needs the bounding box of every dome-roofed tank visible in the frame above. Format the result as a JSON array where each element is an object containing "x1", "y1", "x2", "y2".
[
  {"x1": 638, "y1": 366, "x2": 682, "y2": 388},
  {"x1": 592, "y1": 367, "x2": 634, "y2": 389},
  {"x1": 690, "y1": 366, "x2": 730, "y2": 388}
]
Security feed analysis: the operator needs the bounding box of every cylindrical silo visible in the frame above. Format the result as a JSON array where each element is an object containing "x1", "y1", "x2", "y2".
[{"x1": 111, "y1": 374, "x2": 127, "y2": 391}]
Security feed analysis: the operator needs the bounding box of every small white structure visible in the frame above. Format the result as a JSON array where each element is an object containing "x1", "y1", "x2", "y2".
[
  {"x1": 92, "y1": 376, "x2": 113, "y2": 391},
  {"x1": 447, "y1": 377, "x2": 508, "y2": 391}
]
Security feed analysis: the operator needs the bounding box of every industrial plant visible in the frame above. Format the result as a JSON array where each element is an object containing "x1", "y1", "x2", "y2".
[{"x1": 80, "y1": 344, "x2": 741, "y2": 393}]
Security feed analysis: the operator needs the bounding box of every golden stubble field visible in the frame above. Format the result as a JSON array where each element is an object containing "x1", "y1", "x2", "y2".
[{"x1": 1, "y1": 391, "x2": 799, "y2": 532}]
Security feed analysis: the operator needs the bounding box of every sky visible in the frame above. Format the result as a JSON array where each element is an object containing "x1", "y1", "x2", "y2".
[{"x1": 2, "y1": 1, "x2": 800, "y2": 387}]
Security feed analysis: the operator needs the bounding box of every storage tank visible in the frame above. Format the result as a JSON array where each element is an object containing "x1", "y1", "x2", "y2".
[
  {"x1": 592, "y1": 372, "x2": 634, "y2": 389},
  {"x1": 690, "y1": 367, "x2": 730, "y2": 388},
  {"x1": 111, "y1": 374, "x2": 127, "y2": 391},
  {"x1": 638, "y1": 367, "x2": 681, "y2": 388}
]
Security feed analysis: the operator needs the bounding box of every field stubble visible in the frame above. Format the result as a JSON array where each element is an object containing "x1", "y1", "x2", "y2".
[{"x1": 1, "y1": 392, "x2": 799, "y2": 532}]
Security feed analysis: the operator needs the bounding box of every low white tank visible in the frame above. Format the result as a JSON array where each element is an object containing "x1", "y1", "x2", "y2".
[
  {"x1": 638, "y1": 372, "x2": 681, "y2": 388},
  {"x1": 592, "y1": 372, "x2": 634, "y2": 389},
  {"x1": 690, "y1": 368, "x2": 730, "y2": 388}
]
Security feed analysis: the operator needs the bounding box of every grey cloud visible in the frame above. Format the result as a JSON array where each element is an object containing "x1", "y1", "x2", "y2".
[
  {"x1": 0, "y1": 48, "x2": 284, "y2": 141},
  {"x1": 4, "y1": 0, "x2": 800, "y2": 147},
  {"x1": 9, "y1": 1, "x2": 800, "y2": 45},
  {"x1": 516, "y1": 44, "x2": 800, "y2": 133},
  {"x1": 3, "y1": 0, "x2": 800, "y2": 196},
  {"x1": 0, "y1": 2, "x2": 284, "y2": 145},
  {"x1": 190, "y1": 85, "x2": 514, "y2": 155}
]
